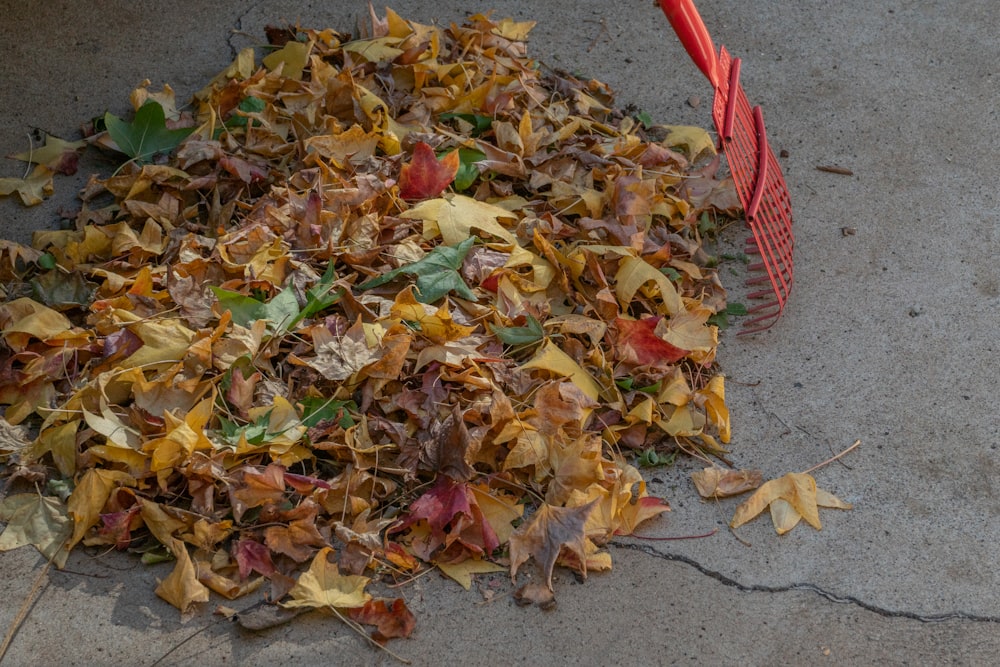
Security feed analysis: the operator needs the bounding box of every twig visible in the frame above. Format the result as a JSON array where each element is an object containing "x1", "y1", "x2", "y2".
[
  {"x1": 816, "y1": 165, "x2": 853, "y2": 176},
  {"x1": 329, "y1": 606, "x2": 411, "y2": 665},
  {"x1": 0, "y1": 546, "x2": 61, "y2": 663},
  {"x1": 801, "y1": 439, "x2": 861, "y2": 475}
]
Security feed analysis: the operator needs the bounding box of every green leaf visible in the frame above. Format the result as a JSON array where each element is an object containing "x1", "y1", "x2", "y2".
[
  {"x1": 453, "y1": 148, "x2": 486, "y2": 191},
  {"x1": 440, "y1": 112, "x2": 493, "y2": 136},
  {"x1": 297, "y1": 263, "x2": 343, "y2": 323},
  {"x1": 218, "y1": 412, "x2": 272, "y2": 446},
  {"x1": 357, "y1": 236, "x2": 477, "y2": 303},
  {"x1": 299, "y1": 397, "x2": 357, "y2": 429},
  {"x1": 104, "y1": 101, "x2": 195, "y2": 164},
  {"x1": 30, "y1": 270, "x2": 97, "y2": 310},
  {"x1": 636, "y1": 110, "x2": 653, "y2": 128},
  {"x1": 37, "y1": 252, "x2": 57, "y2": 270},
  {"x1": 210, "y1": 285, "x2": 301, "y2": 333},
  {"x1": 491, "y1": 315, "x2": 544, "y2": 346}
]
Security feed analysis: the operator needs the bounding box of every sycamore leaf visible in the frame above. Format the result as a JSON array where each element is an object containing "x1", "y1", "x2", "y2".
[
  {"x1": 10, "y1": 134, "x2": 86, "y2": 175},
  {"x1": 282, "y1": 547, "x2": 372, "y2": 610},
  {"x1": 0, "y1": 493, "x2": 72, "y2": 568},
  {"x1": 398, "y1": 142, "x2": 460, "y2": 200},
  {"x1": 730, "y1": 472, "x2": 853, "y2": 534},
  {"x1": 104, "y1": 101, "x2": 195, "y2": 165},
  {"x1": 509, "y1": 500, "x2": 597, "y2": 591},
  {"x1": 358, "y1": 235, "x2": 477, "y2": 303}
]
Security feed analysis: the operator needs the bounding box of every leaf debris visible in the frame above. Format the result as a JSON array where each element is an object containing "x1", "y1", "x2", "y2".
[{"x1": 0, "y1": 7, "x2": 788, "y2": 648}]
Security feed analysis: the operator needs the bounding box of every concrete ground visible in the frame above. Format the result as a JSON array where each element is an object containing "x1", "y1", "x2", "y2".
[{"x1": 1, "y1": 1, "x2": 998, "y2": 664}]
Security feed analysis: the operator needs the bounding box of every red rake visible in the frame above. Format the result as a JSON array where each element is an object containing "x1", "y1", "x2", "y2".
[{"x1": 659, "y1": 0, "x2": 794, "y2": 334}]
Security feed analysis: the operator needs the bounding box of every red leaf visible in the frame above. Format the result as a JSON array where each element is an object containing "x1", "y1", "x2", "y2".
[
  {"x1": 390, "y1": 476, "x2": 499, "y2": 561},
  {"x1": 346, "y1": 598, "x2": 416, "y2": 644},
  {"x1": 398, "y1": 142, "x2": 459, "y2": 200},
  {"x1": 613, "y1": 316, "x2": 688, "y2": 366},
  {"x1": 234, "y1": 538, "x2": 276, "y2": 579}
]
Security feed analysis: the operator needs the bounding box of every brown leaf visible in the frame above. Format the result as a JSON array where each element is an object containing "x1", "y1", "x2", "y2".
[{"x1": 509, "y1": 500, "x2": 597, "y2": 591}]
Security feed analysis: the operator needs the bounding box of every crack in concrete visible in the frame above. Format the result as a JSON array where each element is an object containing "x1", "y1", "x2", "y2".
[
  {"x1": 611, "y1": 541, "x2": 1000, "y2": 624},
  {"x1": 227, "y1": 4, "x2": 264, "y2": 60}
]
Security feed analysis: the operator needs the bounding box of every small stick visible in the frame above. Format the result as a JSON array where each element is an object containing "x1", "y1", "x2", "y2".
[
  {"x1": 0, "y1": 546, "x2": 61, "y2": 662},
  {"x1": 816, "y1": 165, "x2": 854, "y2": 176},
  {"x1": 801, "y1": 439, "x2": 861, "y2": 475}
]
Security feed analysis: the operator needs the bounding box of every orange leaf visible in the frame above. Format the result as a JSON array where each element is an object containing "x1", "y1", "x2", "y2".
[{"x1": 398, "y1": 142, "x2": 459, "y2": 200}]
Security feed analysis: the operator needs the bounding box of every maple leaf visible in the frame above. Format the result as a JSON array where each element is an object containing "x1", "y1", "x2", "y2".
[
  {"x1": 346, "y1": 598, "x2": 417, "y2": 644},
  {"x1": 358, "y1": 235, "x2": 477, "y2": 303},
  {"x1": 730, "y1": 472, "x2": 853, "y2": 535},
  {"x1": 392, "y1": 476, "x2": 501, "y2": 561},
  {"x1": 9, "y1": 133, "x2": 87, "y2": 175},
  {"x1": 0, "y1": 493, "x2": 72, "y2": 568},
  {"x1": 155, "y1": 537, "x2": 210, "y2": 613},
  {"x1": 235, "y1": 538, "x2": 277, "y2": 579},
  {"x1": 398, "y1": 141, "x2": 460, "y2": 200},
  {"x1": 613, "y1": 316, "x2": 689, "y2": 366},
  {"x1": 691, "y1": 466, "x2": 762, "y2": 499},
  {"x1": 282, "y1": 547, "x2": 372, "y2": 610},
  {"x1": 104, "y1": 101, "x2": 196, "y2": 165},
  {"x1": 509, "y1": 500, "x2": 597, "y2": 591},
  {"x1": 66, "y1": 469, "x2": 135, "y2": 549},
  {"x1": 401, "y1": 193, "x2": 517, "y2": 246},
  {"x1": 0, "y1": 164, "x2": 54, "y2": 206}
]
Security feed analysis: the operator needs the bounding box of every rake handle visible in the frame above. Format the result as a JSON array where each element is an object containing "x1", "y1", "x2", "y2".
[{"x1": 658, "y1": 0, "x2": 721, "y2": 88}]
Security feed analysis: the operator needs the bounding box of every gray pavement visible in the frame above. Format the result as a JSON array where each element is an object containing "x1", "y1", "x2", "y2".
[{"x1": 1, "y1": 1, "x2": 998, "y2": 665}]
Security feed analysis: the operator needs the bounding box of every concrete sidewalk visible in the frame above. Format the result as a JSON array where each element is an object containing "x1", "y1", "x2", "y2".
[{"x1": 1, "y1": 1, "x2": 998, "y2": 664}]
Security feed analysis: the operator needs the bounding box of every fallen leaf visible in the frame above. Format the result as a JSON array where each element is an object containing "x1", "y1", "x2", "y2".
[
  {"x1": 10, "y1": 134, "x2": 86, "y2": 174},
  {"x1": 346, "y1": 598, "x2": 417, "y2": 643},
  {"x1": 0, "y1": 493, "x2": 72, "y2": 567},
  {"x1": 104, "y1": 101, "x2": 196, "y2": 164},
  {"x1": 437, "y1": 559, "x2": 506, "y2": 590},
  {"x1": 690, "y1": 466, "x2": 762, "y2": 499},
  {"x1": 282, "y1": 547, "x2": 372, "y2": 610},
  {"x1": 509, "y1": 500, "x2": 597, "y2": 590},
  {"x1": 730, "y1": 472, "x2": 853, "y2": 534},
  {"x1": 398, "y1": 142, "x2": 460, "y2": 200}
]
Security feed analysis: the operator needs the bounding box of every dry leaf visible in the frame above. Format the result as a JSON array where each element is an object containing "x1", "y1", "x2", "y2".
[
  {"x1": 730, "y1": 472, "x2": 853, "y2": 534},
  {"x1": 690, "y1": 466, "x2": 762, "y2": 499}
]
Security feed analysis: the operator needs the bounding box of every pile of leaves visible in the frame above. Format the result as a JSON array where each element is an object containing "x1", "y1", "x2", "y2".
[{"x1": 0, "y1": 8, "x2": 775, "y2": 643}]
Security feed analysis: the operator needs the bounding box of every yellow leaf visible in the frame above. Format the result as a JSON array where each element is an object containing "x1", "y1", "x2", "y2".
[
  {"x1": 614, "y1": 255, "x2": 684, "y2": 315},
  {"x1": 493, "y1": 17, "x2": 536, "y2": 40},
  {"x1": 66, "y1": 469, "x2": 135, "y2": 549},
  {"x1": 660, "y1": 125, "x2": 717, "y2": 162},
  {"x1": 520, "y1": 340, "x2": 601, "y2": 401},
  {"x1": 155, "y1": 538, "x2": 210, "y2": 613},
  {"x1": 695, "y1": 375, "x2": 730, "y2": 443},
  {"x1": 403, "y1": 193, "x2": 517, "y2": 246},
  {"x1": 262, "y1": 40, "x2": 311, "y2": 80},
  {"x1": 0, "y1": 494, "x2": 72, "y2": 568},
  {"x1": 437, "y1": 559, "x2": 506, "y2": 590},
  {"x1": 390, "y1": 287, "x2": 476, "y2": 344},
  {"x1": 0, "y1": 164, "x2": 54, "y2": 206},
  {"x1": 10, "y1": 134, "x2": 86, "y2": 168},
  {"x1": 730, "y1": 472, "x2": 852, "y2": 534},
  {"x1": 282, "y1": 547, "x2": 372, "y2": 610},
  {"x1": 121, "y1": 318, "x2": 196, "y2": 369}
]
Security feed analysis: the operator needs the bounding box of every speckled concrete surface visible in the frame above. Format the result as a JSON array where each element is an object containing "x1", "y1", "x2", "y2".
[{"x1": 1, "y1": 2, "x2": 998, "y2": 665}]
